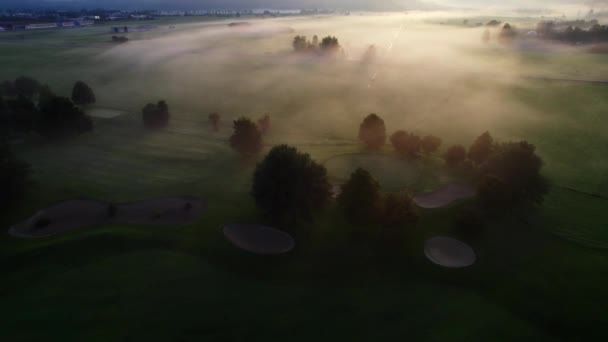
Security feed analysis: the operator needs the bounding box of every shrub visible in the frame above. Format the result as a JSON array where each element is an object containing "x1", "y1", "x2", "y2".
[
  {"x1": 230, "y1": 117, "x2": 263, "y2": 156},
  {"x1": 359, "y1": 113, "x2": 386, "y2": 149},
  {"x1": 252, "y1": 145, "x2": 331, "y2": 222},
  {"x1": 468, "y1": 131, "x2": 495, "y2": 164},
  {"x1": 38, "y1": 96, "x2": 93, "y2": 138}
]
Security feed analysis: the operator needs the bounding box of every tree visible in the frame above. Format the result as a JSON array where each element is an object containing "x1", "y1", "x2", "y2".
[
  {"x1": 359, "y1": 113, "x2": 386, "y2": 149},
  {"x1": 444, "y1": 145, "x2": 466, "y2": 166},
  {"x1": 380, "y1": 192, "x2": 419, "y2": 228},
  {"x1": 252, "y1": 145, "x2": 331, "y2": 222},
  {"x1": 476, "y1": 175, "x2": 511, "y2": 209},
  {"x1": 0, "y1": 80, "x2": 16, "y2": 97},
  {"x1": 478, "y1": 141, "x2": 549, "y2": 205},
  {"x1": 468, "y1": 131, "x2": 495, "y2": 164},
  {"x1": 421, "y1": 135, "x2": 442, "y2": 155},
  {"x1": 38, "y1": 96, "x2": 93, "y2": 138},
  {"x1": 338, "y1": 168, "x2": 382, "y2": 224},
  {"x1": 312, "y1": 35, "x2": 319, "y2": 47},
  {"x1": 14, "y1": 76, "x2": 40, "y2": 99},
  {"x1": 142, "y1": 100, "x2": 170, "y2": 129},
  {"x1": 390, "y1": 130, "x2": 421, "y2": 157},
  {"x1": 208, "y1": 112, "x2": 220, "y2": 131},
  {"x1": 320, "y1": 36, "x2": 340, "y2": 52},
  {"x1": 361, "y1": 44, "x2": 377, "y2": 64},
  {"x1": 230, "y1": 117, "x2": 263, "y2": 156},
  {"x1": 293, "y1": 35, "x2": 308, "y2": 51},
  {"x1": 3, "y1": 95, "x2": 38, "y2": 133},
  {"x1": 37, "y1": 84, "x2": 55, "y2": 110},
  {"x1": 0, "y1": 141, "x2": 29, "y2": 209},
  {"x1": 258, "y1": 114, "x2": 271, "y2": 134},
  {"x1": 71, "y1": 81, "x2": 96, "y2": 106},
  {"x1": 498, "y1": 23, "x2": 516, "y2": 45}
]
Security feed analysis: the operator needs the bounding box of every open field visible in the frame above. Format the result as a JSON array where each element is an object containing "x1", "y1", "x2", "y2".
[{"x1": 1, "y1": 13, "x2": 608, "y2": 341}]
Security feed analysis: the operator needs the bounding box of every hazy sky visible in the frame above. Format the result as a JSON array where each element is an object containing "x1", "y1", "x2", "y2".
[{"x1": 0, "y1": 0, "x2": 603, "y2": 11}]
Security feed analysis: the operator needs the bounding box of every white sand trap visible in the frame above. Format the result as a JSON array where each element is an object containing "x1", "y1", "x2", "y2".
[
  {"x1": 8, "y1": 196, "x2": 207, "y2": 238},
  {"x1": 223, "y1": 224, "x2": 295, "y2": 255},
  {"x1": 414, "y1": 184, "x2": 475, "y2": 209},
  {"x1": 424, "y1": 237, "x2": 476, "y2": 268},
  {"x1": 87, "y1": 108, "x2": 126, "y2": 119}
]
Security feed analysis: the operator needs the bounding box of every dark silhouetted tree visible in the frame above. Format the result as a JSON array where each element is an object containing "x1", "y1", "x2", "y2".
[
  {"x1": 380, "y1": 192, "x2": 419, "y2": 228},
  {"x1": 293, "y1": 35, "x2": 308, "y2": 51},
  {"x1": 421, "y1": 135, "x2": 442, "y2": 155},
  {"x1": 208, "y1": 112, "x2": 220, "y2": 131},
  {"x1": 230, "y1": 117, "x2": 263, "y2": 156},
  {"x1": 142, "y1": 100, "x2": 170, "y2": 129},
  {"x1": 320, "y1": 36, "x2": 340, "y2": 52},
  {"x1": 37, "y1": 84, "x2": 55, "y2": 110},
  {"x1": 0, "y1": 140, "x2": 29, "y2": 209},
  {"x1": 359, "y1": 113, "x2": 386, "y2": 149},
  {"x1": 338, "y1": 168, "x2": 382, "y2": 224},
  {"x1": 468, "y1": 131, "x2": 495, "y2": 164},
  {"x1": 0, "y1": 81, "x2": 16, "y2": 97},
  {"x1": 2, "y1": 95, "x2": 38, "y2": 133},
  {"x1": 14, "y1": 76, "x2": 40, "y2": 99},
  {"x1": 71, "y1": 81, "x2": 96, "y2": 106},
  {"x1": 258, "y1": 114, "x2": 271, "y2": 134},
  {"x1": 252, "y1": 145, "x2": 331, "y2": 222},
  {"x1": 390, "y1": 130, "x2": 421, "y2": 157},
  {"x1": 312, "y1": 35, "x2": 319, "y2": 47},
  {"x1": 444, "y1": 145, "x2": 466, "y2": 166},
  {"x1": 498, "y1": 23, "x2": 516, "y2": 45},
  {"x1": 479, "y1": 141, "x2": 549, "y2": 205},
  {"x1": 476, "y1": 175, "x2": 511, "y2": 209},
  {"x1": 38, "y1": 96, "x2": 93, "y2": 138}
]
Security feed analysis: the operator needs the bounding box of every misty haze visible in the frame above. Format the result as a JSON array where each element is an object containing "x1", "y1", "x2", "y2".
[{"x1": 1, "y1": 1, "x2": 607, "y2": 341}]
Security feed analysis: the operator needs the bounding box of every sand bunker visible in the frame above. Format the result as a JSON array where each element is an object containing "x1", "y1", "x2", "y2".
[
  {"x1": 8, "y1": 196, "x2": 207, "y2": 238},
  {"x1": 223, "y1": 224, "x2": 295, "y2": 255},
  {"x1": 413, "y1": 184, "x2": 475, "y2": 209},
  {"x1": 424, "y1": 237, "x2": 476, "y2": 268}
]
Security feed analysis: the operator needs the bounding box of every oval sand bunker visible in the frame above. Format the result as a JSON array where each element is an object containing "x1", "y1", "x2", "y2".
[
  {"x1": 223, "y1": 224, "x2": 295, "y2": 255},
  {"x1": 424, "y1": 237, "x2": 476, "y2": 268},
  {"x1": 414, "y1": 184, "x2": 475, "y2": 209}
]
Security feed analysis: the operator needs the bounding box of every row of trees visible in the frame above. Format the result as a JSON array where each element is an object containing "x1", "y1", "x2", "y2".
[
  {"x1": 357, "y1": 114, "x2": 548, "y2": 208},
  {"x1": 537, "y1": 20, "x2": 608, "y2": 44},
  {"x1": 252, "y1": 145, "x2": 418, "y2": 235},
  {"x1": 0, "y1": 77, "x2": 95, "y2": 139},
  {"x1": 292, "y1": 35, "x2": 341, "y2": 54}
]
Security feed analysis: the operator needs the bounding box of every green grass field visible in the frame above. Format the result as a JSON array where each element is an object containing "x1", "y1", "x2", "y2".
[{"x1": 1, "y1": 14, "x2": 608, "y2": 341}]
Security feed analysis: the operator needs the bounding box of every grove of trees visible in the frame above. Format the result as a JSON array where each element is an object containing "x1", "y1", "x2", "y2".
[
  {"x1": 390, "y1": 130, "x2": 421, "y2": 158},
  {"x1": 142, "y1": 100, "x2": 170, "y2": 129},
  {"x1": 292, "y1": 35, "x2": 341, "y2": 54},
  {"x1": 38, "y1": 96, "x2": 93, "y2": 139},
  {"x1": 252, "y1": 145, "x2": 331, "y2": 222}
]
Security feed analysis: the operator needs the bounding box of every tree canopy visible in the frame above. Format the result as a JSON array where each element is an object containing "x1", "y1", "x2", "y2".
[
  {"x1": 421, "y1": 135, "x2": 442, "y2": 154},
  {"x1": 359, "y1": 113, "x2": 386, "y2": 149},
  {"x1": 71, "y1": 81, "x2": 96, "y2": 106},
  {"x1": 38, "y1": 96, "x2": 93, "y2": 139},
  {"x1": 230, "y1": 117, "x2": 263, "y2": 156},
  {"x1": 338, "y1": 168, "x2": 382, "y2": 224},
  {"x1": 0, "y1": 141, "x2": 29, "y2": 209},
  {"x1": 390, "y1": 130, "x2": 421, "y2": 158},
  {"x1": 14, "y1": 76, "x2": 40, "y2": 99},
  {"x1": 252, "y1": 145, "x2": 331, "y2": 222},
  {"x1": 468, "y1": 131, "x2": 495, "y2": 164},
  {"x1": 142, "y1": 100, "x2": 170, "y2": 129},
  {"x1": 444, "y1": 145, "x2": 466, "y2": 166}
]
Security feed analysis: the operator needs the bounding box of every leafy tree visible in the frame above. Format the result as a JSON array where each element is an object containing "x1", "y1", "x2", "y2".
[
  {"x1": 444, "y1": 145, "x2": 466, "y2": 166},
  {"x1": 390, "y1": 130, "x2": 421, "y2": 157},
  {"x1": 498, "y1": 23, "x2": 516, "y2": 45},
  {"x1": 478, "y1": 141, "x2": 549, "y2": 205},
  {"x1": 476, "y1": 175, "x2": 511, "y2": 209},
  {"x1": 252, "y1": 145, "x2": 331, "y2": 222},
  {"x1": 0, "y1": 140, "x2": 29, "y2": 209},
  {"x1": 3, "y1": 95, "x2": 38, "y2": 133},
  {"x1": 338, "y1": 168, "x2": 382, "y2": 224},
  {"x1": 37, "y1": 84, "x2": 55, "y2": 110},
  {"x1": 468, "y1": 131, "x2": 495, "y2": 164},
  {"x1": 208, "y1": 112, "x2": 220, "y2": 131},
  {"x1": 142, "y1": 100, "x2": 170, "y2": 129},
  {"x1": 14, "y1": 76, "x2": 40, "y2": 99},
  {"x1": 312, "y1": 35, "x2": 319, "y2": 47},
  {"x1": 230, "y1": 117, "x2": 263, "y2": 156},
  {"x1": 359, "y1": 113, "x2": 386, "y2": 149},
  {"x1": 71, "y1": 81, "x2": 96, "y2": 106},
  {"x1": 380, "y1": 192, "x2": 419, "y2": 228},
  {"x1": 421, "y1": 135, "x2": 442, "y2": 154},
  {"x1": 0, "y1": 80, "x2": 16, "y2": 97},
  {"x1": 258, "y1": 114, "x2": 271, "y2": 134},
  {"x1": 38, "y1": 96, "x2": 93, "y2": 138}
]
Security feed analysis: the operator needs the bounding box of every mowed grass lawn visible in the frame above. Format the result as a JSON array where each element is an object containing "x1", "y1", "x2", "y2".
[{"x1": 1, "y1": 16, "x2": 608, "y2": 341}]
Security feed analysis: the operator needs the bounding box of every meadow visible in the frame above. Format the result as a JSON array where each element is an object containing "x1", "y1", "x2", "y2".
[{"x1": 1, "y1": 13, "x2": 608, "y2": 341}]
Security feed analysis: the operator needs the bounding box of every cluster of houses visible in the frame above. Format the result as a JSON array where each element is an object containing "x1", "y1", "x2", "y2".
[{"x1": 0, "y1": 18, "x2": 94, "y2": 31}]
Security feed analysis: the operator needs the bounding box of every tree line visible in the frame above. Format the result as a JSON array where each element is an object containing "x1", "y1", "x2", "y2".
[{"x1": 292, "y1": 35, "x2": 341, "y2": 54}]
